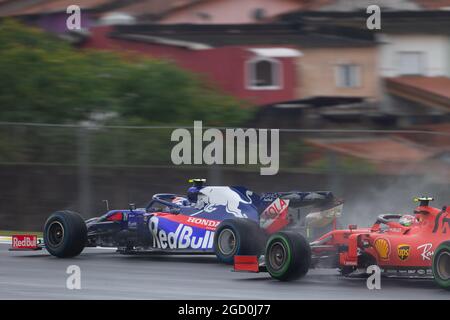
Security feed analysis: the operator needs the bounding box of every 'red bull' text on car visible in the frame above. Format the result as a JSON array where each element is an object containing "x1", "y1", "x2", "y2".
[
  {"x1": 234, "y1": 197, "x2": 450, "y2": 290},
  {"x1": 10, "y1": 179, "x2": 343, "y2": 265}
]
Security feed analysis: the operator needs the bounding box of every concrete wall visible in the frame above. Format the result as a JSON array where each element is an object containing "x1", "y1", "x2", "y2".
[{"x1": 1, "y1": 165, "x2": 448, "y2": 231}]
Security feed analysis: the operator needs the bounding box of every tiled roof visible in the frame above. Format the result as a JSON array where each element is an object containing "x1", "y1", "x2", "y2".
[
  {"x1": 306, "y1": 136, "x2": 450, "y2": 176},
  {"x1": 395, "y1": 123, "x2": 450, "y2": 149},
  {"x1": 414, "y1": 123, "x2": 450, "y2": 132},
  {"x1": 306, "y1": 137, "x2": 434, "y2": 163},
  {"x1": 111, "y1": 23, "x2": 376, "y2": 48},
  {"x1": 385, "y1": 77, "x2": 450, "y2": 112},
  {"x1": 102, "y1": 0, "x2": 203, "y2": 18},
  {"x1": 415, "y1": 0, "x2": 450, "y2": 9},
  {"x1": 282, "y1": 0, "x2": 450, "y2": 10},
  {"x1": 387, "y1": 77, "x2": 450, "y2": 100},
  {"x1": 100, "y1": 0, "x2": 205, "y2": 18},
  {"x1": 1, "y1": 0, "x2": 112, "y2": 16},
  {"x1": 0, "y1": 0, "x2": 197, "y2": 17}
]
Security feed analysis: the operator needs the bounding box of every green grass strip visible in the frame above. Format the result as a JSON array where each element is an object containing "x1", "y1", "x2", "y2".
[{"x1": 0, "y1": 230, "x2": 43, "y2": 237}]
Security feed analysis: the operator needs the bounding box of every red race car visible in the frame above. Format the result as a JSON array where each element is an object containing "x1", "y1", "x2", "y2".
[{"x1": 234, "y1": 197, "x2": 450, "y2": 290}]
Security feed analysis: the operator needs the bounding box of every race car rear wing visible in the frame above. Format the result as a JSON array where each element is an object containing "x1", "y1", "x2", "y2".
[
  {"x1": 278, "y1": 191, "x2": 336, "y2": 208},
  {"x1": 259, "y1": 191, "x2": 343, "y2": 234},
  {"x1": 233, "y1": 256, "x2": 264, "y2": 273}
]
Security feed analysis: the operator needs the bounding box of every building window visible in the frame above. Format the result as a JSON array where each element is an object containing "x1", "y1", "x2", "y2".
[
  {"x1": 251, "y1": 8, "x2": 266, "y2": 21},
  {"x1": 247, "y1": 57, "x2": 282, "y2": 90},
  {"x1": 398, "y1": 52, "x2": 424, "y2": 75},
  {"x1": 335, "y1": 64, "x2": 361, "y2": 88},
  {"x1": 195, "y1": 12, "x2": 211, "y2": 21}
]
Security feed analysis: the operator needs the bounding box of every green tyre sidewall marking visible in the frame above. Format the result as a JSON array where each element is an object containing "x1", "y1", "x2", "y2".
[
  {"x1": 266, "y1": 234, "x2": 292, "y2": 278},
  {"x1": 432, "y1": 241, "x2": 450, "y2": 289}
]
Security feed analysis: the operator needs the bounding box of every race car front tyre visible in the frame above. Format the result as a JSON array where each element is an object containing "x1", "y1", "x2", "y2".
[
  {"x1": 432, "y1": 241, "x2": 450, "y2": 290},
  {"x1": 44, "y1": 210, "x2": 87, "y2": 258},
  {"x1": 265, "y1": 231, "x2": 311, "y2": 281},
  {"x1": 214, "y1": 219, "x2": 265, "y2": 264}
]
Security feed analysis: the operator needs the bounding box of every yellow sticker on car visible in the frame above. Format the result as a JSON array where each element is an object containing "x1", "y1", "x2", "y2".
[
  {"x1": 374, "y1": 238, "x2": 390, "y2": 260},
  {"x1": 397, "y1": 244, "x2": 410, "y2": 261}
]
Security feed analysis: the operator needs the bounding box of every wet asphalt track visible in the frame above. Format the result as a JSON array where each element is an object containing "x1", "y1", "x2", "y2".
[{"x1": 1, "y1": 244, "x2": 449, "y2": 300}]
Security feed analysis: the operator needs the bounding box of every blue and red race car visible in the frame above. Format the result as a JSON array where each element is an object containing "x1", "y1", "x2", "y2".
[{"x1": 12, "y1": 179, "x2": 343, "y2": 264}]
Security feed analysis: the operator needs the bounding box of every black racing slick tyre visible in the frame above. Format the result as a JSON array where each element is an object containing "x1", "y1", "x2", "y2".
[
  {"x1": 432, "y1": 241, "x2": 450, "y2": 290},
  {"x1": 265, "y1": 231, "x2": 311, "y2": 281},
  {"x1": 44, "y1": 210, "x2": 87, "y2": 258},
  {"x1": 214, "y1": 218, "x2": 265, "y2": 264}
]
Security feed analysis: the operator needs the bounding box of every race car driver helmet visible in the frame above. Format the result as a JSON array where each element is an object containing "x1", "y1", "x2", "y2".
[
  {"x1": 172, "y1": 196, "x2": 190, "y2": 206},
  {"x1": 399, "y1": 214, "x2": 416, "y2": 227},
  {"x1": 187, "y1": 179, "x2": 206, "y2": 203},
  {"x1": 187, "y1": 186, "x2": 201, "y2": 203}
]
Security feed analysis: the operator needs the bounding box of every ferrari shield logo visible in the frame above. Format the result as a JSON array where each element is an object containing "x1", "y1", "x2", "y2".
[{"x1": 397, "y1": 244, "x2": 410, "y2": 261}]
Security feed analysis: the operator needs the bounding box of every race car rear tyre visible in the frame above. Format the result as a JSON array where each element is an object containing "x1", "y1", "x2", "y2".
[
  {"x1": 265, "y1": 231, "x2": 311, "y2": 281},
  {"x1": 214, "y1": 219, "x2": 265, "y2": 264},
  {"x1": 44, "y1": 210, "x2": 87, "y2": 258},
  {"x1": 432, "y1": 241, "x2": 450, "y2": 290}
]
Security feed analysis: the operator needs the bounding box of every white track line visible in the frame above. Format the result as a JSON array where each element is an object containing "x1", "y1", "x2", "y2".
[{"x1": 0, "y1": 236, "x2": 12, "y2": 244}]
